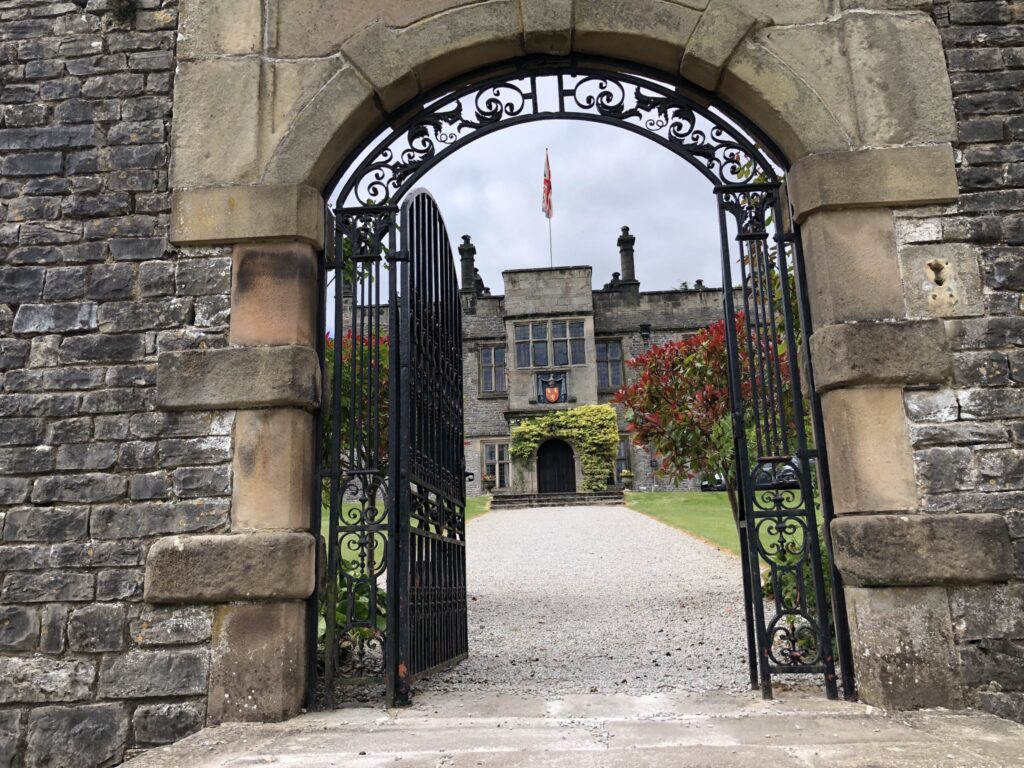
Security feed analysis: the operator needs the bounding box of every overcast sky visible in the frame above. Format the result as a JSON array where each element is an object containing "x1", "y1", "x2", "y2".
[
  {"x1": 324, "y1": 119, "x2": 729, "y2": 333},
  {"x1": 415, "y1": 120, "x2": 724, "y2": 293}
]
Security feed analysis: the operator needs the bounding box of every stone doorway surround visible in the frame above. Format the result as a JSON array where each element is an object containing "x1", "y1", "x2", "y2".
[{"x1": 155, "y1": 0, "x2": 1013, "y2": 724}]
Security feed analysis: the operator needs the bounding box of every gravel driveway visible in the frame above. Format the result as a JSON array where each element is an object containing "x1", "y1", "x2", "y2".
[{"x1": 426, "y1": 504, "x2": 751, "y2": 696}]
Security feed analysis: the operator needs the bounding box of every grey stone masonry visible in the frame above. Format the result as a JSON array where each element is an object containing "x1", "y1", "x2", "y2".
[
  {"x1": 461, "y1": 267, "x2": 717, "y2": 497},
  {"x1": 897, "y1": 0, "x2": 1024, "y2": 724},
  {"x1": 0, "y1": 1, "x2": 228, "y2": 765}
]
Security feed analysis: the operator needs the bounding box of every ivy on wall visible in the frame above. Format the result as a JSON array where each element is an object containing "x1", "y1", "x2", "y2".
[{"x1": 510, "y1": 405, "x2": 620, "y2": 492}]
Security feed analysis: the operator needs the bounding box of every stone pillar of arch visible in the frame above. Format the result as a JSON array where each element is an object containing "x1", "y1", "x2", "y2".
[{"x1": 154, "y1": 0, "x2": 1015, "y2": 718}]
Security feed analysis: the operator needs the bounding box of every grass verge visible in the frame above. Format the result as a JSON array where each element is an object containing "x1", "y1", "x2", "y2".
[
  {"x1": 466, "y1": 495, "x2": 490, "y2": 522},
  {"x1": 626, "y1": 490, "x2": 740, "y2": 556}
]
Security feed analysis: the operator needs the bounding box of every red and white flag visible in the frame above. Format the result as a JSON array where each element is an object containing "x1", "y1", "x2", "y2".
[{"x1": 541, "y1": 150, "x2": 553, "y2": 219}]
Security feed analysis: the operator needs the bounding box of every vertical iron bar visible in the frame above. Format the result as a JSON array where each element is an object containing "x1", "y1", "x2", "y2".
[
  {"x1": 306, "y1": 207, "x2": 332, "y2": 710},
  {"x1": 386, "y1": 208, "x2": 404, "y2": 707},
  {"x1": 738, "y1": 521, "x2": 760, "y2": 689},
  {"x1": 395, "y1": 199, "x2": 415, "y2": 706}
]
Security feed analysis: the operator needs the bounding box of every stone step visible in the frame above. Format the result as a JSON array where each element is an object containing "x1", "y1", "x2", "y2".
[{"x1": 488, "y1": 491, "x2": 625, "y2": 509}]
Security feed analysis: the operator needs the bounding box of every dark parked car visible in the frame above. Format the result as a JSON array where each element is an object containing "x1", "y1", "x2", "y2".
[{"x1": 699, "y1": 460, "x2": 804, "y2": 493}]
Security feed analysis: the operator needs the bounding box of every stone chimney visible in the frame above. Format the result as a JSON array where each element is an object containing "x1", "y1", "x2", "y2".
[
  {"x1": 459, "y1": 235, "x2": 480, "y2": 314},
  {"x1": 459, "y1": 234, "x2": 477, "y2": 291},
  {"x1": 616, "y1": 226, "x2": 640, "y2": 300},
  {"x1": 617, "y1": 226, "x2": 637, "y2": 283}
]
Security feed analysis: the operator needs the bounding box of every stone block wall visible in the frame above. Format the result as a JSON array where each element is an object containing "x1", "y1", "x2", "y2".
[
  {"x1": 892, "y1": 0, "x2": 1024, "y2": 721},
  {"x1": 460, "y1": 290, "x2": 703, "y2": 496},
  {"x1": 0, "y1": 1, "x2": 231, "y2": 763}
]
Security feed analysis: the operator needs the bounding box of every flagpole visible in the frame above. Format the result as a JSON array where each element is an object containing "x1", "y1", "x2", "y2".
[
  {"x1": 548, "y1": 216, "x2": 553, "y2": 268},
  {"x1": 543, "y1": 148, "x2": 554, "y2": 267}
]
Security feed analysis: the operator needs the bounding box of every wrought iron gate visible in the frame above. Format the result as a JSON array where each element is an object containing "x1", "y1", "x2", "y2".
[
  {"x1": 312, "y1": 190, "x2": 467, "y2": 709},
  {"x1": 312, "y1": 57, "x2": 855, "y2": 709},
  {"x1": 716, "y1": 182, "x2": 855, "y2": 700},
  {"x1": 387, "y1": 190, "x2": 468, "y2": 705}
]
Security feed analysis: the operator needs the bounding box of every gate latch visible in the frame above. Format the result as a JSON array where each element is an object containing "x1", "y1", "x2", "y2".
[{"x1": 464, "y1": 471, "x2": 475, "y2": 482}]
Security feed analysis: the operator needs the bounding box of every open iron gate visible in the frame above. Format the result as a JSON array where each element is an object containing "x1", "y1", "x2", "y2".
[
  {"x1": 716, "y1": 182, "x2": 855, "y2": 701},
  {"x1": 387, "y1": 190, "x2": 469, "y2": 705},
  {"x1": 311, "y1": 190, "x2": 467, "y2": 710},
  {"x1": 310, "y1": 59, "x2": 856, "y2": 709}
]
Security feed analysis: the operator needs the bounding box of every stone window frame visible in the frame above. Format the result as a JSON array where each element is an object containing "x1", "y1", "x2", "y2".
[
  {"x1": 482, "y1": 441, "x2": 511, "y2": 488},
  {"x1": 596, "y1": 338, "x2": 625, "y2": 393},
  {"x1": 514, "y1": 319, "x2": 586, "y2": 369},
  {"x1": 478, "y1": 343, "x2": 508, "y2": 397}
]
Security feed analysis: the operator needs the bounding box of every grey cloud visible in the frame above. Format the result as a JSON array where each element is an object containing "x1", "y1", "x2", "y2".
[{"x1": 418, "y1": 119, "x2": 723, "y2": 294}]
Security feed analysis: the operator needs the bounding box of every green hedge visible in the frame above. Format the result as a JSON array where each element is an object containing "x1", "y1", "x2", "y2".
[{"x1": 510, "y1": 405, "x2": 619, "y2": 492}]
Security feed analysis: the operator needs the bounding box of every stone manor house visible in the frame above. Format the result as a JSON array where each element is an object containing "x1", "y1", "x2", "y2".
[
  {"x1": 3, "y1": 0, "x2": 1024, "y2": 766},
  {"x1": 459, "y1": 227, "x2": 721, "y2": 497}
]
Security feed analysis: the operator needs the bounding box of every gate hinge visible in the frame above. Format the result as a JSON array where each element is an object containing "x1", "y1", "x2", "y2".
[{"x1": 391, "y1": 249, "x2": 410, "y2": 262}]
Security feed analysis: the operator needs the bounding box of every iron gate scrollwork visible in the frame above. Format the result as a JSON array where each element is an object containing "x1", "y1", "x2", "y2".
[
  {"x1": 311, "y1": 204, "x2": 397, "y2": 709},
  {"x1": 716, "y1": 182, "x2": 855, "y2": 700}
]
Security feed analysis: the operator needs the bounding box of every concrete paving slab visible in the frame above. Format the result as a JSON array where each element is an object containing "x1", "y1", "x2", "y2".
[
  {"x1": 787, "y1": 743, "x2": 1005, "y2": 768},
  {"x1": 893, "y1": 710, "x2": 1024, "y2": 767},
  {"x1": 602, "y1": 713, "x2": 935, "y2": 748},
  {"x1": 442, "y1": 745, "x2": 807, "y2": 767},
  {"x1": 122, "y1": 691, "x2": 1024, "y2": 768}
]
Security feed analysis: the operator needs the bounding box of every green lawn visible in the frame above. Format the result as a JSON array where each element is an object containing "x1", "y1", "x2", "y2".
[
  {"x1": 626, "y1": 490, "x2": 741, "y2": 555},
  {"x1": 466, "y1": 495, "x2": 490, "y2": 521}
]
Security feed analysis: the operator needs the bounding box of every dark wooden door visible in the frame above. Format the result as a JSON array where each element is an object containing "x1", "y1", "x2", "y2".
[{"x1": 537, "y1": 440, "x2": 575, "y2": 494}]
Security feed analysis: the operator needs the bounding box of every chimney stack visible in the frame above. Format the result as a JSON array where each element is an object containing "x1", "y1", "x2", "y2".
[
  {"x1": 459, "y1": 235, "x2": 477, "y2": 293},
  {"x1": 617, "y1": 226, "x2": 638, "y2": 285}
]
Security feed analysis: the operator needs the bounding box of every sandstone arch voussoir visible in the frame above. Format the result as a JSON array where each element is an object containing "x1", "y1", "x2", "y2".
[
  {"x1": 572, "y1": 0, "x2": 703, "y2": 74},
  {"x1": 680, "y1": 0, "x2": 766, "y2": 91},
  {"x1": 718, "y1": 38, "x2": 853, "y2": 161},
  {"x1": 344, "y1": 0, "x2": 525, "y2": 115},
  {"x1": 262, "y1": 64, "x2": 383, "y2": 190}
]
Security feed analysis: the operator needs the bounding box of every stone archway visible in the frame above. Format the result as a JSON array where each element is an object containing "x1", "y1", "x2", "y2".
[{"x1": 152, "y1": 0, "x2": 1013, "y2": 724}]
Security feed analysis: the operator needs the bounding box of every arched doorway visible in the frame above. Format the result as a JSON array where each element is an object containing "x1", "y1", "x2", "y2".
[
  {"x1": 317, "y1": 57, "x2": 851, "y2": 707},
  {"x1": 537, "y1": 439, "x2": 576, "y2": 494},
  {"x1": 160, "y1": 0, "x2": 970, "y2": 726}
]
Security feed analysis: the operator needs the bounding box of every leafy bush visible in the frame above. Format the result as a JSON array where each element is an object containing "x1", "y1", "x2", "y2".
[{"x1": 510, "y1": 405, "x2": 619, "y2": 492}]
